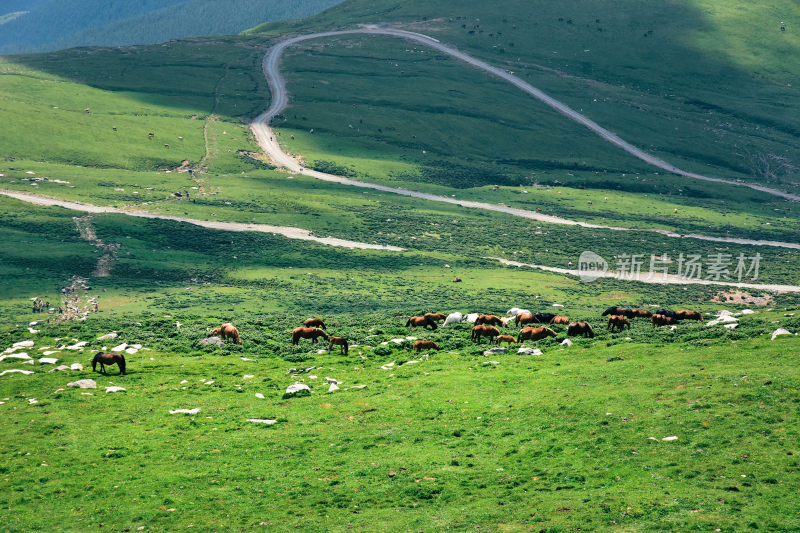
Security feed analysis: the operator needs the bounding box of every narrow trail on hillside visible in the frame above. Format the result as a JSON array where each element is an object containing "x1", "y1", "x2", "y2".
[
  {"x1": 249, "y1": 28, "x2": 799, "y2": 251},
  {"x1": 251, "y1": 26, "x2": 800, "y2": 242},
  {"x1": 488, "y1": 257, "x2": 800, "y2": 293},
  {"x1": 0, "y1": 191, "x2": 404, "y2": 251}
]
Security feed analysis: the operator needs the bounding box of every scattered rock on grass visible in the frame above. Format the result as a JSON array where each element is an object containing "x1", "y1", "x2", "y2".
[
  {"x1": 772, "y1": 328, "x2": 793, "y2": 340},
  {"x1": 328, "y1": 383, "x2": 340, "y2": 392},
  {"x1": 105, "y1": 386, "x2": 126, "y2": 393},
  {"x1": 170, "y1": 408, "x2": 200, "y2": 414},
  {"x1": 560, "y1": 339, "x2": 573, "y2": 347},
  {"x1": 483, "y1": 347, "x2": 507, "y2": 356},
  {"x1": 67, "y1": 379, "x2": 97, "y2": 389},
  {"x1": 662, "y1": 436, "x2": 678, "y2": 441},
  {"x1": 0, "y1": 369, "x2": 35, "y2": 376},
  {"x1": 283, "y1": 383, "x2": 311, "y2": 399},
  {"x1": 247, "y1": 419, "x2": 277, "y2": 425},
  {"x1": 518, "y1": 347, "x2": 542, "y2": 355},
  {"x1": 39, "y1": 358, "x2": 58, "y2": 365},
  {"x1": 97, "y1": 332, "x2": 118, "y2": 340},
  {"x1": 200, "y1": 337, "x2": 224, "y2": 347},
  {"x1": 70, "y1": 363, "x2": 83, "y2": 371}
]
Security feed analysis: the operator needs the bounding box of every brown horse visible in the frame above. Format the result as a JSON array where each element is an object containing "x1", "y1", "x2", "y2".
[
  {"x1": 475, "y1": 314, "x2": 503, "y2": 327},
  {"x1": 471, "y1": 325, "x2": 500, "y2": 343},
  {"x1": 676, "y1": 310, "x2": 703, "y2": 321},
  {"x1": 632, "y1": 308, "x2": 653, "y2": 318},
  {"x1": 304, "y1": 317, "x2": 327, "y2": 329},
  {"x1": 606, "y1": 315, "x2": 631, "y2": 332},
  {"x1": 92, "y1": 352, "x2": 126, "y2": 375},
  {"x1": 405, "y1": 316, "x2": 437, "y2": 330},
  {"x1": 495, "y1": 335, "x2": 517, "y2": 345},
  {"x1": 651, "y1": 314, "x2": 677, "y2": 327},
  {"x1": 414, "y1": 340, "x2": 440, "y2": 353},
  {"x1": 517, "y1": 327, "x2": 557, "y2": 343},
  {"x1": 515, "y1": 313, "x2": 540, "y2": 327},
  {"x1": 328, "y1": 336, "x2": 348, "y2": 354},
  {"x1": 209, "y1": 323, "x2": 242, "y2": 344},
  {"x1": 292, "y1": 327, "x2": 330, "y2": 345},
  {"x1": 567, "y1": 321, "x2": 594, "y2": 338},
  {"x1": 452, "y1": 277, "x2": 462, "y2": 283},
  {"x1": 424, "y1": 312, "x2": 447, "y2": 323},
  {"x1": 549, "y1": 315, "x2": 570, "y2": 325}
]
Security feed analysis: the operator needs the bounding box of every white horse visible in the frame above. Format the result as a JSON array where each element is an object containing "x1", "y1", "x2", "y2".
[{"x1": 444, "y1": 312, "x2": 463, "y2": 327}]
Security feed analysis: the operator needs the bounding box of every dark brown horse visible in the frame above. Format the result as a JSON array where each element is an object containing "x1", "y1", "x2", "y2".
[
  {"x1": 549, "y1": 315, "x2": 570, "y2": 325},
  {"x1": 414, "y1": 340, "x2": 440, "y2": 353},
  {"x1": 632, "y1": 308, "x2": 653, "y2": 318},
  {"x1": 292, "y1": 327, "x2": 330, "y2": 345},
  {"x1": 475, "y1": 314, "x2": 503, "y2": 327},
  {"x1": 567, "y1": 321, "x2": 594, "y2": 338},
  {"x1": 651, "y1": 314, "x2": 677, "y2": 327},
  {"x1": 517, "y1": 327, "x2": 557, "y2": 343},
  {"x1": 92, "y1": 352, "x2": 126, "y2": 375},
  {"x1": 606, "y1": 315, "x2": 631, "y2": 332},
  {"x1": 471, "y1": 325, "x2": 500, "y2": 343},
  {"x1": 676, "y1": 310, "x2": 703, "y2": 321},
  {"x1": 209, "y1": 323, "x2": 242, "y2": 344},
  {"x1": 405, "y1": 316, "x2": 437, "y2": 330},
  {"x1": 304, "y1": 318, "x2": 327, "y2": 329},
  {"x1": 328, "y1": 336, "x2": 348, "y2": 354},
  {"x1": 424, "y1": 312, "x2": 447, "y2": 323}
]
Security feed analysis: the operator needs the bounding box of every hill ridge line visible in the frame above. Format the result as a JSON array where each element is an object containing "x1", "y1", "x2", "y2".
[{"x1": 251, "y1": 26, "x2": 800, "y2": 205}]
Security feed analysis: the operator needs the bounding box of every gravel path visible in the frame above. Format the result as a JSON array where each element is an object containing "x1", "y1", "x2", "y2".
[
  {"x1": 0, "y1": 191, "x2": 404, "y2": 251},
  {"x1": 252, "y1": 26, "x2": 800, "y2": 202}
]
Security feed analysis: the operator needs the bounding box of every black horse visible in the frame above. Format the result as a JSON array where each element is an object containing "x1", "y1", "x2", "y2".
[
  {"x1": 92, "y1": 352, "x2": 126, "y2": 375},
  {"x1": 655, "y1": 308, "x2": 679, "y2": 319},
  {"x1": 601, "y1": 306, "x2": 635, "y2": 318}
]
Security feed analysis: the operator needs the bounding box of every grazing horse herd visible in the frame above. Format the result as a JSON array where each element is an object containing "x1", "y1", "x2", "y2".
[{"x1": 89, "y1": 305, "x2": 706, "y2": 377}]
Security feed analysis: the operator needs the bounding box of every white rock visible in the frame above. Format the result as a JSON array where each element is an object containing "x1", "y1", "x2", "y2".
[
  {"x1": 105, "y1": 386, "x2": 126, "y2": 393},
  {"x1": 507, "y1": 308, "x2": 529, "y2": 317},
  {"x1": 243, "y1": 374, "x2": 254, "y2": 380},
  {"x1": 465, "y1": 313, "x2": 480, "y2": 323},
  {"x1": 772, "y1": 328, "x2": 793, "y2": 340},
  {"x1": 482, "y1": 361, "x2": 500, "y2": 365},
  {"x1": 738, "y1": 309, "x2": 755, "y2": 315},
  {"x1": 204, "y1": 380, "x2": 214, "y2": 385},
  {"x1": 66, "y1": 341, "x2": 88, "y2": 350},
  {"x1": 670, "y1": 325, "x2": 678, "y2": 331},
  {"x1": 255, "y1": 393, "x2": 265, "y2": 399},
  {"x1": 706, "y1": 315, "x2": 738, "y2": 327},
  {"x1": 560, "y1": 339, "x2": 573, "y2": 347},
  {"x1": 316, "y1": 349, "x2": 327, "y2": 354},
  {"x1": 0, "y1": 353, "x2": 32, "y2": 362},
  {"x1": 125, "y1": 347, "x2": 138, "y2": 354},
  {"x1": 29, "y1": 321, "x2": 39, "y2": 326},
  {"x1": 28, "y1": 328, "x2": 39, "y2": 334},
  {"x1": 724, "y1": 323, "x2": 738, "y2": 329},
  {"x1": 717, "y1": 310, "x2": 735, "y2": 317},
  {"x1": 70, "y1": 363, "x2": 83, "y2": 371},
  {"x1": 518, "y1": 347, "x2": 542, "y2": 355},
  {"x1": 28, "y1": 398, "x2": 38, "y2": 404},
  {"x1": 325, "y1": 377, "x2": 342, "y2": 384},
  {"x1": 624, "y1": 337, "x2": 632, "y2": 341},
  {"x1": 483, "y1": 347, "x2": 508, "y2": 356},
  {"x1": 390, "y1": 338, "x2": 405, "y2": 344},
  {"x1": 309, "y1": 375, "x2": 318, "y2": 379},
  {"x1": 111, "y1": 343, "x2": 128, "y2": 352},
  {"x1": 67, "y1": 379, "x2": 96, "y2": 389},
  {"x1": 284, "y1": 383, "x2": 311, "y2": 397},
  {"x1": 406, "y1": 360, "x2": 420, "y2": 364},
  {"x1": 241, "y1": 357, "x2": 254, "y2": 361},
  {"x1": 81, "y1": 392, "x2": 93, "y2": 396},
  {"x1": 39, "y1": 358, "x2": 58, "y2": 364},
  {"x1": 50, "y1": 365, "x2": 71, "y2": 372},
  {"x1": 405, "y1": 336, "x2": 417, "y2": 341},
  {"x1": 380, "y1": 362, "x2": 395, "y2": 370},
  {"x1": 328, "y1": 383, "x2": 339, "y2": 392},
  {"x1": 350, "y1": 384, "x2": 367, "y2": 389},
  {"x1": 552, "y1": 303, "x2": 564, "y2": 307},
  {"x1": 444, "y1": 312, "x2": 463, "y2": 326},
  {"x1": 42, "y1": 350, "x2": 59, "y2": 356},
  {"x1": 13, "y1": 340, "x2": 34, "y2": 348},
  {"x1": 169, "y1": 408, "x2": 201, "y2": 414},
  {"x1": 0, "y1": 369, "x2": 35, "y2": 376},
  {"x1": 662, "y1": 436, "x2": 678, "y2": 441},
  {"x1": 21, "y1": 360, "x2": 33, "y2": 365},
  {"x1": 97, "y1": 332, "x2": 118, "y2": 340},
  {"x1": 248, "y1": 419, "x2": 277, "y2": 425},
  {"x1": 130, "y1": 344, "x2": 142, "y2": 349}
]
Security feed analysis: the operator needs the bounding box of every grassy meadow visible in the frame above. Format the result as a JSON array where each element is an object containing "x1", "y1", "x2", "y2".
[{"x1": 1, "y1": 0, "x2": 800, "y2": 530}]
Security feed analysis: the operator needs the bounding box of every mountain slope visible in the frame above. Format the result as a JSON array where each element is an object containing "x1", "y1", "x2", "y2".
[{"x1": 0, "y1": 0, "x2": 345, "y2": 54}]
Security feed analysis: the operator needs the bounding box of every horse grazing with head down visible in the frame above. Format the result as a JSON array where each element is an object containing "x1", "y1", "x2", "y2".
[
  {"x1": 606, "y1": 315, "x2": 631, "y2": 332},
  {"x1": 676, "y1": 310, "x2": 703, "y2": 321},
  {"x1": 549, "y1": 315, "x2": 570, "y2": 325},
  {"x1": 304, "y1": 318, "x2": 326, "y2": 329},
  {"x1": 475, "y1": 314, "x2": 503, "y2": 327},
  {"x1": 651, "y1": 314, "x2": 677, "y2": 327},
  {"x1": 632, "y1": 308, "x2": 653, "y2": 319},
  {"x1": 471, "y1": 325, "x2": 500, "y2": 343},
  {"x1": 292, "y1": 327, "x2": 329, "y2": 345},
  {"x1": 515, "y1": 313, "x2": 539, "y2": 327},
  {"x1": 210, "y1": 323, "x2": 242, "y2": 344},
  {"x1": 414, "y1": 340, "x2": 440, "y2": 353},
  {"x1": 495, "y1": 335, "x2": 517, "y2": 345},
  {"x1": 517, "y1": 327, "x2": 557, "y2": 343},
  {"x1": 424, "y1": 312, "x2": 447, "y2": 323},
  {"x1": 567, "y1": 321, "x2": 594, "y2": 338},
  {"x1": 406, "y1": 316, "x2": 437, "y2": 330},
  {"x1": 92, "y1": 352, "x2": 126, "y2": 375},
  {"x1": 328, "y1": 336, "x2": 348, "y2": 354}
]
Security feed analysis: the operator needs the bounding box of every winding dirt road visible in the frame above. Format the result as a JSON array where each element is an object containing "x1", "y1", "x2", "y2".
[
  {"x1": 0, "y1": 191, "x2": 403, "y2": 251},
  {"x1": 250, "y1": 28, "x2": 799, "y2": 251},
  {"x1": 252, "y1": 26, "x2": 800, "y2": 203}
]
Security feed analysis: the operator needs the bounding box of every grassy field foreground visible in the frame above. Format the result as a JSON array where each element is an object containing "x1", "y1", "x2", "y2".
[{"x1": 1, "y1": 319, "x2": 798, "y2": 531}]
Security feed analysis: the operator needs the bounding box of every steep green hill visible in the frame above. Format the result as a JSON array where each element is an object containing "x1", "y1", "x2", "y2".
[{"x1": 0, "y1": 0, "x2": 345, "y2": 55}]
